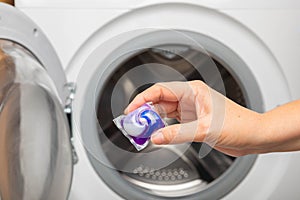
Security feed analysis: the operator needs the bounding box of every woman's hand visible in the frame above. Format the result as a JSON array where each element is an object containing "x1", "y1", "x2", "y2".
[{"x1": 125, "y1": 81, "x2": 300, "y2": 157}]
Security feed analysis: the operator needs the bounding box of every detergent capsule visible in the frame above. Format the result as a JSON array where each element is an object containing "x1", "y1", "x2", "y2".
[{"x1": 113, "y1": 102, "x2": 166, "y2": 151}]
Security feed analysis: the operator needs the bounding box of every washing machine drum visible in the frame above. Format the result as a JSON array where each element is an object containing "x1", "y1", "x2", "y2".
[
  {"x1": 0, "y1": 4, "x2": 73, "y2": 200},
  {"x1": 85, "y1": 43, "x2": 257, "y2": 199}
]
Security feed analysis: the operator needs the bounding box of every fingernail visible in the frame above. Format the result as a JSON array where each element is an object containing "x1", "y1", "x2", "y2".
[
  {"x1": 124, "y1": 105, "x2": 131, "y2": 114},
  {"x1": 151, "y1": 130, "x2": 165, "y2": 144}
]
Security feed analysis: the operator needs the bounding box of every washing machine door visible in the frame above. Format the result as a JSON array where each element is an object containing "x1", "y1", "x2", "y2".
[{"x1": 0, "y1": 3, "x2": 73, "y2": 200}]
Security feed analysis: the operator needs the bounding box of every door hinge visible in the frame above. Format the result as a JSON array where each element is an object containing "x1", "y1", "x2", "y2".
[
  {"x1": 64, "y1": 82, "x2": 78, "y2": 164},
  {"x1": 64, "y1": 82, "x2": 76, "y2": 114}
]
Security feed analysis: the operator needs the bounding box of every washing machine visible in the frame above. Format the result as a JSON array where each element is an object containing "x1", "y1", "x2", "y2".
[{"x1": 1, "y1": 0, "x2": 300, "y2": 199}]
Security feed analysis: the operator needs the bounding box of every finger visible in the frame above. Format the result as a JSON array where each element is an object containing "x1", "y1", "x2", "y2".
[
  {"x1": 166, "y1": 111, "x2": 180, "y2": 119},
  {"x1": 125, "y1": 82, "x2": 191, "y2": 114},
  {"x1": 154, "y1": 101, "x2": 178, "y2": 116},
  {"x1": 151, "y1": 121, "x2": 201, "y2": 144}
]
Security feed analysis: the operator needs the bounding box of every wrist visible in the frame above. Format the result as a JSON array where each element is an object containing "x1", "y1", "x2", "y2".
[{"x1": 220, "y1": 99, "x2": 267, "y2": 154}]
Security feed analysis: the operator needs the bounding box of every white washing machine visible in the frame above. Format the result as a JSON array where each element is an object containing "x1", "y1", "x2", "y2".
[{"x1": 1, "y1": 0, "x2": 300, "y2": 199}]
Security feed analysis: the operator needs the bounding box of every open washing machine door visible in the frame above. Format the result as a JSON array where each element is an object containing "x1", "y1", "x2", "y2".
[{"x1": 0, "y1": 3, "x2": 74, "y2": 200}]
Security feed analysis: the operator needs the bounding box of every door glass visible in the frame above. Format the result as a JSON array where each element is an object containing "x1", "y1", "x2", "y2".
[{"x1": 0, "y1": 40, "x2": 72, "y2": 200}]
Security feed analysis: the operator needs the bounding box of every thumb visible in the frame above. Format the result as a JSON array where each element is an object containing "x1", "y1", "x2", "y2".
[{"x1": 151, "y1": 121, "x2": 199, "y2": 144}]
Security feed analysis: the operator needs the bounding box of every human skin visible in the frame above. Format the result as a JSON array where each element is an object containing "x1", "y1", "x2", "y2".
[{"x1": 125, "y1": 81, "x2": 300, "y2": 157}]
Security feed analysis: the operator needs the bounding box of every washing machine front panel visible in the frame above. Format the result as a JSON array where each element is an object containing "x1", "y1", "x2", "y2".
[
  {"x1": 10, "y1": 1, "x2": 300, "y2": 199},
  {"x1": 14, "y1": 0, "x2": 300, "y2": 71},
  {"x1": 0, "y1": 3, "x2": 74, "y2": 200},
  {"x1": 221, "y1": 9, "x2": 300, "y2": 100},
  {"x1": 69, "y1": 3, "x2": 299, "y2": 200}
]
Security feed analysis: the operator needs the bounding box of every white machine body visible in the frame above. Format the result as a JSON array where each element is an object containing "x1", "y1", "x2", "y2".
[{"x1": 7, "y1": 0, "x2": 300, "y2": 199}]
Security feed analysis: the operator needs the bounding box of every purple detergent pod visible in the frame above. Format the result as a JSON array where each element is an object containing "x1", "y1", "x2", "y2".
[{"x1": 113, "y1": 102, "x2": 166, "y2": 151}]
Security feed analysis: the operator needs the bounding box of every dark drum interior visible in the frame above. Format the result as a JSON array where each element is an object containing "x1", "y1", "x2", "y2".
[{"x1": 96, "y1": 45, "x2": 247, "y2": 197}]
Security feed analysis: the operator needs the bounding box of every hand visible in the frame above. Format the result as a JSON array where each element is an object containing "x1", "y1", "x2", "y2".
[{"x1": 125, "y1": 81, "x2": 266, "y2": 157}]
